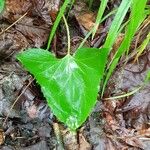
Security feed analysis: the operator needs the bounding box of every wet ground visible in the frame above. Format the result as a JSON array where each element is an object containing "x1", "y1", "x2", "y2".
[{"x1": 0, "y1": 0, "x2": 150, "y2": 149}]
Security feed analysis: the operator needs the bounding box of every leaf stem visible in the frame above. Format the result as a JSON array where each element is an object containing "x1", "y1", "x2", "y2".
[
  {"x1": 62, "y1": 15, "x2": 71, "y2": 55},
  {"x1": 53, "y1": 123, "x2": 65, "y2": 150}
]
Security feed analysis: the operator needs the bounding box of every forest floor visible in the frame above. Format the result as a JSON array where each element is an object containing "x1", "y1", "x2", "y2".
[{"x1": 0, "y1": 0, "x2": 150, "y2": 149}]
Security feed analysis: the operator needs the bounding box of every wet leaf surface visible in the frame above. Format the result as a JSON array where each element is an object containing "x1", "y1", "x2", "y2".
[{"x1": 17, "y1": 47, "x2": 108, "y2": 130}]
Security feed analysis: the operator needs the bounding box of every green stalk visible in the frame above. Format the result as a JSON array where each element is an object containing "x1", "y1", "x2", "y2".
[
  {"x1": 62, "y1": 15, "x2": 71, "y2": 55},
  {"x1": 0, "y1": 0, "x2": 5, "y2": 13},
  {"x1": 101, "y1": 0, "x2": 147, "y2": 97},
  {"x1": 46, "y1": 0, "x2": 70, "y2": 51},
  {"x1": 78, "y1": 9, "x2": 117, "y2": 49},
  {"x1": 92, "y1": 0, "x2": 108, "y2": 39},
  {"x1": 103, "y1": 0, "x2": 131, "y2": 52},
  {"x1": 88, "y1": 0, "x2": 94, "y2": 9}
]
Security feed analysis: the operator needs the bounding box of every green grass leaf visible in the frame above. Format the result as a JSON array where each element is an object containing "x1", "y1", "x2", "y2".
[
  {"x1": 92, "y1": 0, "x2": 108, "y2": 39},
  {"x1": 104, "y1": 86, "x2": 141, "y2": 100},
  {"x1": 144, "y1": 70, "x2": 150, "y2": 84},
  {"x1": 88, "y1": 0, "x2": 94, "y2": 9},
  {"x1": 134, "y1": 32, "x2": 150, "y2": 62},
  {"x1": 103, "y1": 0, "x2": 131, "y2": 52},
  {"x1": 101, "y1": 0, "x2": 147, "y2": 97},
  {"x1": 78, "y1": 9, "x2": 117, "y2": 49},
  {"x1": 17, "y1": 47, "x2": 107, "y2": 130},
  {"x1": 0, "y1": 0, "x2": 5, "y2": 13},
  {"x1": 46, "y1": 0, "x2": 70, "y2": 51}
]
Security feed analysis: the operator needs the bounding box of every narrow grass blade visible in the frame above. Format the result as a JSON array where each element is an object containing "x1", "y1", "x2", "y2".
[
  {"x1": 92, "y1": 0, "x2": 108, "y2": 39},
  {"x1": 105, "y1": 69, "x2": 150, "y2": 100},
  {"x1": 0, "y1": 0, "x2": 5, "y2": 13},
  {"x1": 78, "y1": 28, "x2": 94, "y2": 49},
  {"x1": 100, "y1": 8, "x2": 117, "y2": 25},
  {"x1": 101, "y1": 0, "x2": 148, "y2": 97},
  {"x1": 46, "y1": 0, "x2": 70, "y2": 51},
  {"x1": 67, "y1": 0, "x2": 75, "y2": 19},
  {"x1": 104, "y1": 86, "x2": 141, "y2": 100},
  {"x1": 78, "y1": 9, "x2": 117, "y2": 49},
  {"x1": 144, "y1": 70, "x2": 150, "y2": 84},
  {"x1": 134, "y1": 32, "x2": 150, "y2": 62},
  {"x1": 88, "y1": 0, "x2": 94, "y2": 9},
  {"x1": 103, "y1": 0, "x2": 131, "y2": 52}
]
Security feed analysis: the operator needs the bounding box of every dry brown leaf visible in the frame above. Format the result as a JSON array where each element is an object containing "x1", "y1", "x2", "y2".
[
  {"x1": 76, "y1": 12, "x2": 96, "y2": 31},
  {"x1": 0, "y1": 129, "x2": 5, "y2": 145},
  {"x1": 2, "y1": 0, "x2": 31, "y2": 22},
  {"x1": 79, "y1": 133, "x2": 91, "y2": 150},
  {"x1": 137, "y1": 128, "x2": 150, "y2": 137},
  {"x1": 124, "y1": 137, "x2": 144, "y2": 149}
]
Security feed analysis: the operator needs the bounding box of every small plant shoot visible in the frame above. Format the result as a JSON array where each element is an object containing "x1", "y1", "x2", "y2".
[{"x1": 17, "y1": 48, "x2": 107, "y2": 130}]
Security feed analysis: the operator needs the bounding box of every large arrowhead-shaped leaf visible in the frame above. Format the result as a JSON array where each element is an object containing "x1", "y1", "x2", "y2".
[{"x1": 17, "y1": 48, "x2": 107, "y2": 130}]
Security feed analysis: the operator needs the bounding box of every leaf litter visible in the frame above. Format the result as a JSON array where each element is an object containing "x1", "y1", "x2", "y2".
[{"x1": 0, "y1": 0, "x2": 150, "y2": 149}]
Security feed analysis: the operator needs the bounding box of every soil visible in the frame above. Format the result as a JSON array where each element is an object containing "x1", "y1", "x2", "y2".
[{"x1": 0, "y1": 0, "x2": 150, "y2": 150}]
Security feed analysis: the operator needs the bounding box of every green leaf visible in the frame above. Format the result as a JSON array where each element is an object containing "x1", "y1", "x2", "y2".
[
  {"x1": 78, "y1": 8, "x2": 117, "y2": 49},
  {"x1": 103, "y1": 0, "x2": 131, "y2": 51},
  {"x1": 88, "y1": 0, "x2": 94, "y2": 9},
  {"x1": 17, "y1": 48, "x2": 107, "y2": 130},
  {"x1": 92, "y1": 0, "x2": 108, "y2": 39},
  {"x1": 134, "y1": 31, "x2": 150, "y2": 62},
  {"x1": 0, "y1": 0, "x2": 5, "y2": 13},
  {"x1": 144, "y1": 70, "x2": 150, "y2": 84}
]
